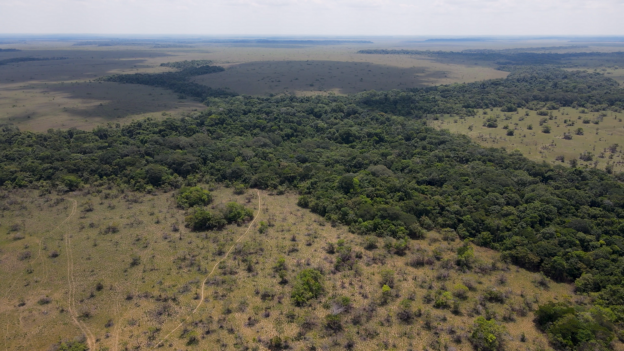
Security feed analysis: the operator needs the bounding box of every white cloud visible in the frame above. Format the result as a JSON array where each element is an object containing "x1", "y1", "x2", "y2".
[{"x1": 0, "y1": 0, "x2": 622, "y2": 35}]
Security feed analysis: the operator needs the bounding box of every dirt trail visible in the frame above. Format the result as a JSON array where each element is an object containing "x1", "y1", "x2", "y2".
[
  {"x1": 63, "y1": 199, "x2": 96, "y2": 351},
  {"x1": 154, "y1": 191, "x2": 262, "y2": 348}
]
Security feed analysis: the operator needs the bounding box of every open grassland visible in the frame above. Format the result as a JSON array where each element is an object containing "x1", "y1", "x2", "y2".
[
  {"x1": 191, "y1": 60, "x2": 493, "y2": 96},
  {"x1": 430, "y1": 108, "x2": 624, "y2": 173},
  {"x1": 0, "y1": 47, "x2": 202, "y2": 131},
  {"x1": 0, "y1": 81, "x2": 204, "y2": 132},
  {"x1": 187, "y1": 46, "x2": 507, "y2": 96},
  {"x1": 0, "y1": 42, "x2": 508, "y2": 131},
  {"x1": 0, "y1": 185, "x2": 586, "y2": 351}
]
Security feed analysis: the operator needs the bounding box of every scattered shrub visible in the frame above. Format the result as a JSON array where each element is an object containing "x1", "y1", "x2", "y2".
[
  {"x1": 176, "y1": 186, "x2": 212, "y2": 209},
  {"x1": 470, "y1": 317, "x2": 507, "y2": 351},
  {"x1": 291, "y1": 269, "x2": 324, "y2": 306}
]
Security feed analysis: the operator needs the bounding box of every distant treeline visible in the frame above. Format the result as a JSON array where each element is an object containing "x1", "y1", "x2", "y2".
[
  {"x1": 98, "y1": 64, "x2": 235, "y2": 99},
  {"x1": 0, "y1": 48, "x2": 20, "y2": 52},
  {"x1": 160, "y1": 60, "x2": 213, "y2": 70},
  {"x1": 73, "y1": 39, "x2": 373, "y2": 47},
  {"x1": 0, "y1": 57, "x2": 67, "y2": 66},
  {"x1": 73, "y1": 40, "x2": 149, "y2": 47},
  {"x1": 358, "y1": 67, "x2": 624, "y2": 118},
  {"x1": 152, "y1": 44, "x2": 194, "y2": 49},
  {"x1": 204, "y1": 39, "x2": 373, "y2": 45},
  {"x1": 358, "y1": 49, "x2": 624, "y2": 68},
  {"x1": 464, "y1": 45, "x2": 589, "y2": 52}
]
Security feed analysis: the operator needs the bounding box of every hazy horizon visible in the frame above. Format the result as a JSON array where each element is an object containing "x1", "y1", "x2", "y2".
[{"x1": 1, "y1": 0, "x2": 623, "y2": 36}]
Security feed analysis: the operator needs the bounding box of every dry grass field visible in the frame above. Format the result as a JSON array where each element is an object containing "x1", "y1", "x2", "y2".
[
  {"x1": 430, "y1": 107, "x2": 624, "y2": 172},
  {"x1": 0, "y1": 184, "x2": 587, "y2": 351}
]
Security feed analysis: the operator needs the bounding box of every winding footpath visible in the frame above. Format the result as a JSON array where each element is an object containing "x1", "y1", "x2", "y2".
[
  {"x1": 63, "y1": 199, "x2": 96, "y2": 351},
  {"x1": 154, "y1": 190, "x2": 262, "y2": 348}
]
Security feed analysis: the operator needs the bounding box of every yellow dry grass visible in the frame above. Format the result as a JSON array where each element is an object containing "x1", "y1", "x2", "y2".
[
  {"x1": 0, "y1": 185, "x2": 592, "y2": 351},
  {"x1": 430, "y1": 107, "x2": 624, "y2": 173}
]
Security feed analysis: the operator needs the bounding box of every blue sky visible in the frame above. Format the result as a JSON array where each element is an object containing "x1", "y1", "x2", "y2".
[{"x1": 1, "y1": 0, "x2": 622, "y2": 35}]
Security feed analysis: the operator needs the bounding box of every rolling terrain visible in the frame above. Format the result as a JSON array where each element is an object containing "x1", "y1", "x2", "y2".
[
  {"x1": 0, "y1": 186, "x2": 573, "y2": 351},
  {"x1": 1, "y1": 37, "x2": 624, "y2": 351}
]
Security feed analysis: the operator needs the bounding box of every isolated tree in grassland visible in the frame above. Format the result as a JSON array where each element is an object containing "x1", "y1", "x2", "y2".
[
  {"x1": 470, "y1": 317, "x2": 506, "y2": 351},
  {"x1": 176, "y1": 186, "x2": 212, "y2": 209},
  {"x1": 380, "y1": 284, "x2": 392, "y2": 305},
  {"x1": 456, "y1": 240, "x2": 475, "y2": 269},
  {"x1": 397, "y1": 299, "x2": 415, "y2": 324},
  {"x1": 185, "y1": 208, "x2": 226, "y2": 231},
  {"x1": 223, "y1": 202, "x2": 254, "y2": 224},
  {"x1": 291, "y1": 269, "x2": 324, "y2": 306}
]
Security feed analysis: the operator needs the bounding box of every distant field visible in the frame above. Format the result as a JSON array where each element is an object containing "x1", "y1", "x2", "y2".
[
  {"x1": 187, "y1": 46, "x2": 508, "y2": 96},
  {"x1": 0, "y1": 48, "x2": 200, "y2": 130},
  {"x1": 0, "y1": 185, "x2": 572, "y2": 351},
  {"x1": 0, "y1": 43, "x2": 509, "y2": 130},
  {"x1": 430, "y1": 107, "x2": 624, "y2": 172},
  {"x1": 194, "y1": 60, "x2": 449, "y2": 96},
  {"x1": 0, "y1": 81, "x2": 204, "y2": 132},
  {"x1": 2, "y1": 40, "x2": 623, "y2": 130}
]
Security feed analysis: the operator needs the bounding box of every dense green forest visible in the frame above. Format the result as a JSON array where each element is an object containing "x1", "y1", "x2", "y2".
[
  {"x1": 98, "y1": 64, "x2": 235, "y2": 99},
  {"x1": 358, "y1": 49, "x2": 624, "y2": 69},
  {"x1": 360, "y1": 68, "x2": 624, "y2": 118},
  {"x1": 160, "y1": 59, "x2": 213, "y2": 70},
  {"x1": 2, "y1": 66, "x2": 624, "y2": 349}
]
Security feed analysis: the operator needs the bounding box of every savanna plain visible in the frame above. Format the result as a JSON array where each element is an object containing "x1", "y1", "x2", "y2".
[{"x1": 1, "y1": 37, "x2": 624, "y2": 351}]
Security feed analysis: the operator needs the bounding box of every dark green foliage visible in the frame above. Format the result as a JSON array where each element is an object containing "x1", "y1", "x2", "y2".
[
  {"x1": 98, "y1": 64, "x2": 235, "y2": 100},
  {"x1": 470, "y1": 317, "x2": 507, "y2": 351},
  {"x1": 380, "y1": 284, "x2": 392, "y2": 305},
  {"x1": 160, "y1": 60, "x2": 213, "y2": 70},
  {"x1": 323, "y1": 313, "x2": 342, "y2": 332},
  {"x1": 54, "y1": 340, "x2": 88, "y2": 351},
  {"x1": 291, "y1": 269, "x2": 324, "y2": 306},
  {"x1": 145, "y1": 164, "x2": 169, "y2": 186},
  {"x1": 456, "y1": 241, "x2": 475, "y2": 269},
  {"x1": 176, "y1": 186, "x2": 212, "y2": 208},
  {"x1": 222, "y1": 202, "x2": 254, "y2": 224},
  {"x1": 274, "y1": 257, "x2": 288, "y2": 284},
  {"x1": 334, "y1": 240, "x2": 355, "y2": 271},
  {"x1": 185, "y1": 208, "x2": 226, "y2": 231},
  {"x1": 397, "y1": 299, "x2": 415, "y2": 323},
  {"x1": 379, "y1": 269, "x2": 395, "y2": 288},
  {"x1": 62, "y1": 175, "x2": 82, "y2": 191},
  {"x1": 358, "y1": 49, "x2": 624, "y2": 70},
  {"x1": 357, "y1": 67, "x2": 624, "y2": 117},
  {"x1": 535, "y1": 302, "x2": 616, "y2": 350},
  {"x1": 0, "y1": 57, "x2": 66, "y2": 66},
  {"x1": 434, "y1": 290, "x2": 453, "y2": 309},
  {"x1": 185, "y1": 201, "x2": 253, "y2": 231},
  {"x1": 268, "y1": 336, "x2": 287, "y2": 350}
]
